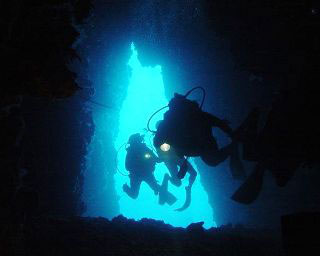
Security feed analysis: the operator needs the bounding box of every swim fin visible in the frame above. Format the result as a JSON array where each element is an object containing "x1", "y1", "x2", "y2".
[
  {"x1": 164, "y1": 191, "x2": 178, "y2": 206},
  {"x1": 231, "y1": 163, "x2": 265, "y2": 204},
  {"x1": 175, "y1": 186, "x2": 192, "y2": 212},
  {"x1": 159, "y1": 189, "x2": 177, "y2": 205},
  {"x1": 158, "y1": 176, "x2": 177, "y2": 205}
]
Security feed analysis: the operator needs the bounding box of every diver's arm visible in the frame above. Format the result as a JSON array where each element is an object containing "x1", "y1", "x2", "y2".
[
  {"x1": 153, "y1": 153, "x2": 163, "y2": 163},
  {"x1": 150, "y1": 150, "x2": 161, "y2": 163},
  {"x1": 207, "y1": 112, "x2": 233, "y2": 136},
  {"x1": 145, "y1": 146, "x2": 162, "y2": 163},
  {"x1": 143, "y1": 146, "x2": 163, "y2": 164},
  {"x1": 154, "y1": 152, "x2": 165, "y2": 163}
]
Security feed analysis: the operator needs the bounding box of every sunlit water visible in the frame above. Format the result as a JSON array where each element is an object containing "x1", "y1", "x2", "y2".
[{"x1": 114, "y1": 43, "x2": 216, "y2": 228}]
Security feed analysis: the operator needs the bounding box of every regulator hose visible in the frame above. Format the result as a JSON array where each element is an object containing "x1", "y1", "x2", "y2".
[
  {"x1": 147, "y1": 105, "x2": 169, "y2": 133},
  {"x1": 184, "y1": 86, "x2": 206, "y2": 109},
  {"x1": 115, "y1": 142, "x2": 130, "y2": 176}
]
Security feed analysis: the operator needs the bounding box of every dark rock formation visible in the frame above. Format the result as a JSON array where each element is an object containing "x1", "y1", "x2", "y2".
[
  {"x1": 0, "y1": 0, "x2": 94, "y2": 241},
  {"x1": 281, "y1": 212, "x2": 320, "y2": 256},
  {"x1": 1, "y1": 215, "x2": 282, "y2": 256}
]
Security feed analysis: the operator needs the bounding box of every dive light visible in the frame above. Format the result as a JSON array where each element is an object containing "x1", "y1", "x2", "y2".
[{"x1": 160, "y1": 143, "x2": 171, "y2": 152}]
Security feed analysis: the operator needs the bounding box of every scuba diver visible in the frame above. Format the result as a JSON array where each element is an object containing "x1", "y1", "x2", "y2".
[
  {"x1": 152, "y1": 88, "x2": 246, "y2": 180},
  {"x1": 122, "y1": 133, "x2": 177, "y2": 205}
]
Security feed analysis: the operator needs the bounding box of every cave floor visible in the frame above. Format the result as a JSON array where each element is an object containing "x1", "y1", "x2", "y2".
[{"x1": 1, "y1": 215, "x2": 283, "y2": 256}]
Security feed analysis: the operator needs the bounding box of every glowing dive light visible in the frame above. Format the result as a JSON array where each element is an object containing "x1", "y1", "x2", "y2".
[
  {"x1": 144, "y1": 153, "x2": 151, "y2": 159},
  {"x1": 160, "y1": 143, "x2": 171, "y2": 152}
]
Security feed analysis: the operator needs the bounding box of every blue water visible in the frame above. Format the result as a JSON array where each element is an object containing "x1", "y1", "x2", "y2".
[{"x1": 113, "y1": 43, "x2": 216, "y2": 228}]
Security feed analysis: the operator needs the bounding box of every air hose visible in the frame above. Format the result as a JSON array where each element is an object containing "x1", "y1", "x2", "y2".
[
  {"x1": 147, "y1": 106, "x2": 169, "y2": 133},
  {"x1": 115, "y1": 142, "x2": 130, "y2": 176},
  {"x1": 184, "y1": 86, "x2": 206, "y2": 109}
]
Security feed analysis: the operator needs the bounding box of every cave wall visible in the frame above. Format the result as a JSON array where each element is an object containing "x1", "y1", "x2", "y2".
[
  {"x1": 0, "y1": 0, "x2": 95, "y2": 223},
  {"x1": 78, "y1": 0, "x2": 137, "y2": 218}
]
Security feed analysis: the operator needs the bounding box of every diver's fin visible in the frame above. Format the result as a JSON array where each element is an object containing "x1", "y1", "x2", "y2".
[
  {"x1": 159, "y1": 189, "x2": 177, "y2": 205},
  {"x1": 229, "y1": 143, "x2": 246, "y2": 180},
  {"x1": 158, "y1": 176, "x2": 177, "y2": 205},
  {"x1": 231, "y1": 163, "x2": 265, "y2": 204},
  {"x1": 175, "y1": 186, "x2": 192, "y2": 212},
  {"x1": 165, "y1": 191, "x2": 177, "y2": 206}
]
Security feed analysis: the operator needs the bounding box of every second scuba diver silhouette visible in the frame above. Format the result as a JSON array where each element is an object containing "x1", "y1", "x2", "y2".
[
  {"x1": 156, "y1": 139, "x2": 197, "y2": 211},
  {"x1": 123, "y1": 133, "x2": 177, "y2": 205},
  {"x1": 156, "y1": 121, "x2": 197, "y2": 211}
]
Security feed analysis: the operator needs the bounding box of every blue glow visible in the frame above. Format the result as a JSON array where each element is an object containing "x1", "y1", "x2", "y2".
[{"x1": 114, "y1": 43, "x2": 216, "y2": 228}]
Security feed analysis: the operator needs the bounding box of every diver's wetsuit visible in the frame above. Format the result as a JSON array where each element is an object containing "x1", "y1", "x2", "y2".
[{"x1": 124, "y1": 142, "x2": 160, "y2": 199}]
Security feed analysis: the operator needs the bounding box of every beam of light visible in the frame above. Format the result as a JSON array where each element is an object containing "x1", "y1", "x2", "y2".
[{"x1": 114, "y1": 43, "x2": 216, "y2": 228}]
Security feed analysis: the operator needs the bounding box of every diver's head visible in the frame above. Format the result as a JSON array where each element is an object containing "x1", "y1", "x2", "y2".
[
  {"x1": 128, "y1": 133, "x2": 144, "y2": 145},
  {"x1": 168, "y1": 93, "x2": 185, "y2": 109},
  {"x1": 174, "y1": 93, "x2": 185, "y2": 99}
]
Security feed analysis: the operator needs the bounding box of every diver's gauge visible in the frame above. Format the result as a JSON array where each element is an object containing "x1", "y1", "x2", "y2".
[
  {"x1": 144, "y1": 153, "x2": 151, "y2": 159},
  {"x1": 160, "y1": 143, "x2": 171, "y2": 152}
]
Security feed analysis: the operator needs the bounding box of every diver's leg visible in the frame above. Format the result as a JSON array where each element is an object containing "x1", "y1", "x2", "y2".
[
  {"x1": 233, "y1": 107, "x2": 260, "y2": 141},
  {"x1": 186, "y1": 161, "x2": 197, "y2": 189},
  {"x1": 160, "y1": 173, "x2": 170, "y2": 193},
  {"x1": 147, "y1": 174, "x2": 177, "y2": 206},
  {"x1": 177, "y1": 158, "x2": 189, "y2": 179},
  {"x1": 233, "y1": 108, "x2": 260, "y2": 161},
  {"x1": 200, "y1": 141, "x2": 231, "y2": 166},
  {"x1": 144, "y1": 174, "x2": 161, "y2": 195},
  {"x1": 229, "y1": 142, "x2": 246, "y2": 180},
  {"x1": 164, "y1": 160, "x2": 182, "y2": 187},
  {"x1": 123, "y1": 175, "x2": 142, "y2": 199},
  {"x1": 201, "y1": 142, "x2": 246, "y2": 179}
]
